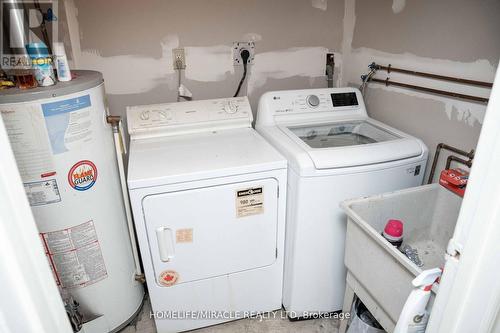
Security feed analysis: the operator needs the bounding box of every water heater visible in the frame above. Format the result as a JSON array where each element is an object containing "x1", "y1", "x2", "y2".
[{"x1": 0, "y1": 70, "x2": 144, "y2": 332}]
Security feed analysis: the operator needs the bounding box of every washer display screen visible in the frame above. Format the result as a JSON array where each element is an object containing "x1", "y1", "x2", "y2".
[{"x1": 331, "y1": 92, "x2": 358, "y2": 107}]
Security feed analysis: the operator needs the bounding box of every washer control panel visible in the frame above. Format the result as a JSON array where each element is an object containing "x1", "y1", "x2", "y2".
[
  {"x1": 276, "y1": 92, "x2": 335, "y2": 113},
  {"x1": 127, "y1": 97, "x2": 252, "y2": 138},
  {"x1": 256, "y1": 88, "x2": 367, "y2": 127}
]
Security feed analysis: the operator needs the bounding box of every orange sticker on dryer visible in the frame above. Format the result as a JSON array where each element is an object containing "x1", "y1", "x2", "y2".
[
  {"x1": 176, "y1": 229, "x2": 193, "y2": 243},
  {"x1": 159, "y1": 270, "x2": 179, "y2": 287}
]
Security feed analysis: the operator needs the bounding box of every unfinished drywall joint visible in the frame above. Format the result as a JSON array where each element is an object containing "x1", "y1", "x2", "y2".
[
  {"x1": 341, "y1": 0, "x2": 493, "y2": 127},
  {"x1": 392, "y1": 0, "x2": 406, "y2": 14},
  {"x1": 339, "y1": 0, "x2": 356, "y2": 86},
  {"x1": 311, "y1": 0, "x2": 328, "y2": 11},
  {"x1": 345, "y1": 47, "x2": 493, "y2": 125},
  {"x1": 184, "y1": 45, "x2": 234, "y2": 82},
  {"x1": 78, "y1": 34, "x2": 179, "y2": 94},
  {"x1": 247, "y1": 47, "x2": 328, "y2": 95},
  {"x1": 241, "y1": 33, "x2": 263, "y2": 42},
  {"x1": 63, "y1": 0, "x2": 81, "y2": 68}
]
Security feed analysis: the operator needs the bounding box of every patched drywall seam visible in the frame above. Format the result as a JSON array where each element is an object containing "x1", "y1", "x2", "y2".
[
  {"x1": 311, "y1": 0, "x2": 328, "y2": 11},
  {"x1": 67, "y1": 1, "x2": 343, "y2": 98},
  {"x1": 63, "y1": 0, "x2": 81, "y2": 67},
  {"x1": 76, "y1": 40, "x2": 331, "y2": 96},
  {"x1": 184, "y1": 46, "x2": 234, "y2": 82},
  {"x1": 341, "y1": 0, "x2": 493, "y2": 126},
  {"x1": 339, "y1": 0, "x2": 356, "y2": 86},
  {"x1": 70, "y1": 6, "x2": 333, "y2": 97},
  {"x1": 247, "y1": 47, "x2": 328, "y2": 95},
  {"x1": 392, "y1": 0, "x2": 406, "y2": 14},
  {"x1": 241, "y1": 33, "x2": 263, "y2": 42},
  {"x1": 345, "y1": 47, "x2": 494, "y2": 125},
  {"x1": 79, "y1": 35, "x2": 179, "y2": 94}
]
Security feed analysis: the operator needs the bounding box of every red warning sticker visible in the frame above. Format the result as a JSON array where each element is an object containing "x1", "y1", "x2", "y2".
[
  {"x1": 68, "y1": 160, "x2": 97, "y2": 191},
  {"x1": 159, "y1": 270, "x2": 179, "y2": 287}
]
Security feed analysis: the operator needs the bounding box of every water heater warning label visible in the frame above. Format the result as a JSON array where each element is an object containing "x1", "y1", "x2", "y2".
[
  {"x1": 236, "y1": 187, "x2": 264, "y2": 218},
  {"x1": 1, "y1": 105, "x2": 55, "y2": 182},
  {"x1": 40, "y1": 220, "x2": 107, "y2": 289},
  {"x1": 24, "y1": 179, "x2": 61, "y2": 206},
  {"x1": 42, "y1": 95, "x2": 93, "y2": 154}
]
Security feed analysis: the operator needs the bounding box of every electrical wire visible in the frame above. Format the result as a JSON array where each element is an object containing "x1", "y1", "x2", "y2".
[
  {"x1": 233, "y1": 62, "x2": 247, "y2": 97},
  {"x1": 234, "y1": 49, "x2": 251, "y2": 97},
  {"x1": 176, "y1": 59, "x2": 182, "y2": 102}
]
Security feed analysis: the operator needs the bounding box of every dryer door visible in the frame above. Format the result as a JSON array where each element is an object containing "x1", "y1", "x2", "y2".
[{"x1": 142, "y1": 178, "x2": 279, "y2": 286}]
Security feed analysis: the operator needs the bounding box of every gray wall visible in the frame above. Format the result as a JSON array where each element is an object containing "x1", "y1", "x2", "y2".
[
  {"x1": 67, "y1": 0, "x2": 345, "y2": 128},
  {"x1": 341, "y1": 0, "x2": 499, "y2": 181},
  {"x1": 352, "y1": 0, "x2": 500, "y2": 64},
  {"x1": 64, "y1": 0, "x2": 500, "y2": 181}
]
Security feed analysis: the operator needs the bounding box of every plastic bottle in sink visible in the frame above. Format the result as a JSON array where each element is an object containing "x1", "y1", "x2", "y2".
[{"x1": 382, "y1": 219, "x2": 404, "y2": 248}]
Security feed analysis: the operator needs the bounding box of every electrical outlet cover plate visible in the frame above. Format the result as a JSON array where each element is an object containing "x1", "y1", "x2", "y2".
[
  {"x1": 233, "y1": 41, "x2": 255, "y2": 66},
  {"x1": 172, "y1": 48, "x2": 186, "y2": 69}
]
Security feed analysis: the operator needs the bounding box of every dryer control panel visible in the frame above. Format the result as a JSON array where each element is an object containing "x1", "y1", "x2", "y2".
[{"x1": 127, "y1": 97, "x2": 253, "y2": 139}]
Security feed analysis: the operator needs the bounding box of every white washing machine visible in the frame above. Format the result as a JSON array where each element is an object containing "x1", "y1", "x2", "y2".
[
  {"x1": 255, "y1": 88, "x2": 428, "y2": 318},
  {"x1": 126, "y1": 97, "x2": 287, "y2": 333}
]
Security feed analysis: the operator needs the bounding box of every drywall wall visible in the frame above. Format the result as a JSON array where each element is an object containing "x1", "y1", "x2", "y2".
[
  {"x1": 341, "y1": 0, "x2": 499, "y2": 181},
  {"x1": 65, "y1": 0, "x2": 345, "y2": 136},
  {"x1": 353, "y1": 0, "x2": 500, "y2": 64},
  {"x1": 61, "y1": 0, "x2": 499, "y2": 180}
]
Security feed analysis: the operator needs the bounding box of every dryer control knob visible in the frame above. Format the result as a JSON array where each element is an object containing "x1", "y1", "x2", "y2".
[
  {"x1": 306, "y1": 95, "x2": 320, "y2": 107},
  {"x1": 140, "y1": 110, "x2": 150, "y2": 120},
  {"x1": 224, "y1": 101, "x2": 238, "y2": 114}
]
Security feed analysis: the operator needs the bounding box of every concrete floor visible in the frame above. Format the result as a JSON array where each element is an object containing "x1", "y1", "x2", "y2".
[{"x1": 120, "y1": 297, "x2": 340, "y2": 333}]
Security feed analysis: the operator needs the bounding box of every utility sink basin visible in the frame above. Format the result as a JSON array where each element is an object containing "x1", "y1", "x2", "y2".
[{"x1": 339, "y1": 184, "x2": 462, "y2": 333}]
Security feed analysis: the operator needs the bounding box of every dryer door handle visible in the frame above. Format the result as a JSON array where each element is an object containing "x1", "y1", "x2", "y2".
[{"x1": 156, "y1": 227, "x2": 175, "y2": 262}]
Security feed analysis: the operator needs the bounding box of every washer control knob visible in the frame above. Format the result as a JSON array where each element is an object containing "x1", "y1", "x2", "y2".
[{"x1": 306, "y1": 95, "x2": 320, "y2": 107}]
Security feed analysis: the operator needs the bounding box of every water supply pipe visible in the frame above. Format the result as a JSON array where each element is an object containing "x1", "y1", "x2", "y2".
[
  {"x1": 446, "y1": 155, "x2": 473, "y2": 170},
  {"x1": 370, "y1": 78, "x2": 489, "y2": 104},
  {"x1": 106, "y1": 115, "x2": 144, "y2": 282},
  {"x1": 371, "y1": 63, "x2": 493, "y2": 88},
  {"x1": 427, "y1": 143, "x2": 475, "y2": 184}
]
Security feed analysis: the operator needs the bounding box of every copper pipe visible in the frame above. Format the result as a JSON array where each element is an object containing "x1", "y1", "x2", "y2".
[
  {"x1": 446, "y1": 155, "x2": 473, "y2": 170},
  {"x1": 374, "y1": 64, "x2": 493, "y2": 88},
  {"x1": 428, "y1": 143, "x2": 475, "y2": 184},
  {"x1": 106, "y1": 115, "x2": 121, "y2": 126},
  {"x1": 370, "y1": 78, "x2": 489, "y2": 103}
]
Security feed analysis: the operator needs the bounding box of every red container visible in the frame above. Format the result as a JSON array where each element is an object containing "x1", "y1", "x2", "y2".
[{"x1": 382, "y1": 219, "x2": 404, "y2": 248}]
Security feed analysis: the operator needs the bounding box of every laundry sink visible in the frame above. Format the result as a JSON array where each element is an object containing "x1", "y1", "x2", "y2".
[{"x1": 339, "y1": 184, "x2": 462, "y2": 333}]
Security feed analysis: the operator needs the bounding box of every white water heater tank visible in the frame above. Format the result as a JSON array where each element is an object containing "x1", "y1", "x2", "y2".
[{"x1": 0, "y1": 70, "x2": 144, "y2": 332}]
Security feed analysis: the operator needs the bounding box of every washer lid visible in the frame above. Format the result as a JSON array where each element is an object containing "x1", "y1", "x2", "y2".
[
  {"x1": 280, "y1": 118, "x2": 424, "y2": 169},
  {"x1": 288, "y1": 120, "x2": 399, "y2": 148},
  {"x1": 127, "y1": 128, "x2": 286, "y2": 189}
]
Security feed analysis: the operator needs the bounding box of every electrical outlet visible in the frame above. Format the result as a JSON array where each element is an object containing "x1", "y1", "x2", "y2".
[
  {"x1": 172, "y1": 48, "x2": 186, "y2": 69},
  {"x1": 233, "y1": 41, "x2": 255, "y2": 66}
]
